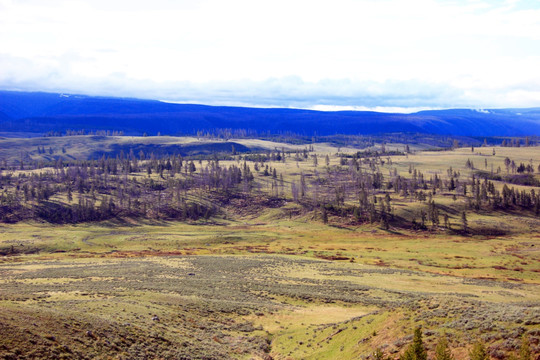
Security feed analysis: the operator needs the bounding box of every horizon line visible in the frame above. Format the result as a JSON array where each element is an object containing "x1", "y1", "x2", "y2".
[{"x1": 2, "y1": 88, "x2": 539, "y2": 115}]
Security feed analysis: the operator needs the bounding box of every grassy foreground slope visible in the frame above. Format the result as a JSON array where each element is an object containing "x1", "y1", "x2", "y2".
[
  {"x1": 0, "y1": 141, "x2": 539, "y2": 359},
  {"x1": 1, "y1": 219, "x2": 539, "y2": 359}
]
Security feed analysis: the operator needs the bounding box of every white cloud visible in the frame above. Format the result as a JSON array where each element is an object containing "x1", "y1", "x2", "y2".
[
  {"x1": 308, "y1": 105, "x2": 440, "y2": 113},
  {"x1": 0, "y1": 0, "x2": 539, "y2": 109}
]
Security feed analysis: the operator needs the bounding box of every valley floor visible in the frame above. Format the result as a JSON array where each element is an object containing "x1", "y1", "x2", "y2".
[{"x1": 1, "y1": 220, "x2": 539, "y2": 359}]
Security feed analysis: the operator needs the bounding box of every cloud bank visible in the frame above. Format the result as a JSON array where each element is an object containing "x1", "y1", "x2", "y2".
[{"x1": 1, "y1": 0, "x2": 539, "y2": 109}]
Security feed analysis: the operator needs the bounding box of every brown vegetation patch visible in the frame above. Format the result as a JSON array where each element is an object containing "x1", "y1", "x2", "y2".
[
  {"x1": 314, "y1": 253, "x2": 351, "y2": 261},
  {"x1": 230, "y1": 245, "x2": 274, "y2": 254},
  {"x1": 101, "y1": 250, "x2": 185, "y2": 258}
]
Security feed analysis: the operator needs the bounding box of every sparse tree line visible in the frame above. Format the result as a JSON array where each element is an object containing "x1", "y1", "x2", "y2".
[
  {"x1": 38, "y1": 128, "x2": 539, "y2": 150},
  {"x1": 500, "y1": 137, "x2": 537, "y2": 147},
  {"x1": 291, "y1": 152, "x2": 540, "y2": 231},
  {"x1": 0, "y1": 148, "x2": 539, "y2": 228},
  {"x1": 45, "y1": 129, "x2": 125, "y2": 137},
  {"x1": 0, "y1": 154, "x2": 237, "y2": 222},
  {"x1": 374, "y1": 327, "x2": 533, "y2": 360}
]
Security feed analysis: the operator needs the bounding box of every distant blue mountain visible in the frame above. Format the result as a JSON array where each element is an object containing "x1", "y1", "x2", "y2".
[{"x1": 1, "y1": 90, "x2": 539, "y2": 136}]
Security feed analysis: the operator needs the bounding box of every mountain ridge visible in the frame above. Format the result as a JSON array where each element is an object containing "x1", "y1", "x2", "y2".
[{"x1": 1, "y1": 90, "x2": 539, "y2": 136}]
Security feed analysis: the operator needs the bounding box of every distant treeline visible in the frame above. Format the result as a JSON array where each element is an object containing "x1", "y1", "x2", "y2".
[
  {"x1": 41, "y1": 128, "x2": 540, "y2": 149},
  {"x1": 45, "y1": 129, "x2": 125, "y2": 137}
]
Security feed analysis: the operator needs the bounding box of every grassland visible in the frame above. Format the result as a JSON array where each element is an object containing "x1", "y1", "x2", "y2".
[
  {"x1": 0, "y1": 137, "x2": 539, "y2": 359},
  {"x1": 0, "y1": 135, "x2": 366, "y2": 165}
]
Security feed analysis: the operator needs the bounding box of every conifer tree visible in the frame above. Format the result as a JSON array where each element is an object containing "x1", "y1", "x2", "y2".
[
  {"x1": 373, "y1": 348, "x2": 386, "y2": 360},
  {"x1": 461, "y1": 211, "x2": 468, "y2": 232},
  {"x1": 322, "y1": 207, "x2": 328, "y2": 224},
  {"x1": 519, "y1": 335, "x2": 531, "y2": 360},
  {"x1": 400, "y1": 327, "x2": 427, "y2": 360},
  {"x1": 435, "y1": 337, "x2": 454, "y2": 360},
  {"x1": 469, "y1": 341, "x2": 488, "y2": 360}
]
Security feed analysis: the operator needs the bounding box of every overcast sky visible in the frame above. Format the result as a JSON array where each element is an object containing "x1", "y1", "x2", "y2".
[{"x1": 1, "y1": 0, "x2": 539, "y2": 111}]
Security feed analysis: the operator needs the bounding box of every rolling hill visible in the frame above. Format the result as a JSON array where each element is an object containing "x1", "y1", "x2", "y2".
[{"x1": 1, "y1": 90, "x2": 540, "y2": 136}]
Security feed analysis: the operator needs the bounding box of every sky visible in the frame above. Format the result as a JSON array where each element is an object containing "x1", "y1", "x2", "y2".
[{"x1": 1, "y1": 0, "x2": 540, "y2": 111}]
